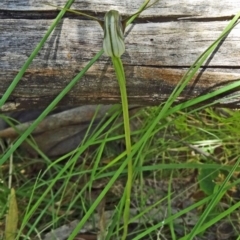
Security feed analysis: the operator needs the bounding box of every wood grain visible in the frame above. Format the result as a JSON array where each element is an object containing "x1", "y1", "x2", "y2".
[{"x1": 0, "y1": 0, "x2": 240, "y2": 111}]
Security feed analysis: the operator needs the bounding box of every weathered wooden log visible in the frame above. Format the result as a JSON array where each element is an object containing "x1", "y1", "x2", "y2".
[{"x1": 0, "y1": 0, "x2": 240, "y2": 111}]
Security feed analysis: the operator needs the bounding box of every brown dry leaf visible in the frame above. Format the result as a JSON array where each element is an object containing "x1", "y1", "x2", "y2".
[
  {"x1": 0, "y1": 105, "x2": 141, "y2": 157},
  {"x1": 0, "y1": 106, "x2": 112, "y2": 157},
  {"x1": 5, "y1": 188, "x2": 18, "y2": 240},
  {"x1": 0, "y1": 105, "x2": 112, "y2": 138}
]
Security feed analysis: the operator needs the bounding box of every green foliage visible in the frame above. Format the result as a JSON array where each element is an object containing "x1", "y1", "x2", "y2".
[
  {"x1": 0, "y1": 1, "x2": 240, "y2": 240},
  {"x1": 198, "y1": 168, "x2": 219, "y2": 195}
]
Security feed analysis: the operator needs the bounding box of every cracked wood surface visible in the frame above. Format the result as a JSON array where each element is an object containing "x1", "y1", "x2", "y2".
[{"x1": 0, "y1": 0, "x2": 240, "y2": 111}]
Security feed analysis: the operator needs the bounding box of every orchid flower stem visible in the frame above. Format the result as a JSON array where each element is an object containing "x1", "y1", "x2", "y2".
[{"x1": 111, "y1": 56, "x2": 132, "y2": 239}]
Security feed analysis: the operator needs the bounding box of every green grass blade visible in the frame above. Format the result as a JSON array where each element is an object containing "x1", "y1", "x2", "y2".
[
  {"x1": 0, "y1": 0, "x2": 76, "y2": 107},
  {"x1": 180, "y1": 156, "x2": 240, "y2": 240},
  {"x1": 67, "y1": 153, "x2": 129, "y2": 240},
  {"x1": 160, "y1": 11, "x2": 240, "y2": 116},
  {"x1": 0, "y1": 50, "x2": 103, "y2": 166}
]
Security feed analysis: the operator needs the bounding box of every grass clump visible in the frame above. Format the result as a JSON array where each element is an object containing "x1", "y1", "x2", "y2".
[{"x1": 0, "y1": 1, "x2": 240, "y2": 239}]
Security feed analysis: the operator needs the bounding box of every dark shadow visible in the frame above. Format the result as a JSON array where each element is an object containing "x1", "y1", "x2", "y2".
[
  {"x1": 42, "y1": 21, "x2": 64, "y2": 68},
  {"x1": 186, "y1": 31, "x2": 231, "y2": 95}
]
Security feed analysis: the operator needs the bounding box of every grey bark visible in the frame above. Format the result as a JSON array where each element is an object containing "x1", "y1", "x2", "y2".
[{"x1": 0, "y1": 0, "x2": 240, "y2": 111}]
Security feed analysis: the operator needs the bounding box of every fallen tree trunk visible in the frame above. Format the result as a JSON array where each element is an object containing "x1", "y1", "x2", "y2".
[{"x1": 0, "y1": 0, "x2": 240, "y2": 111}]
